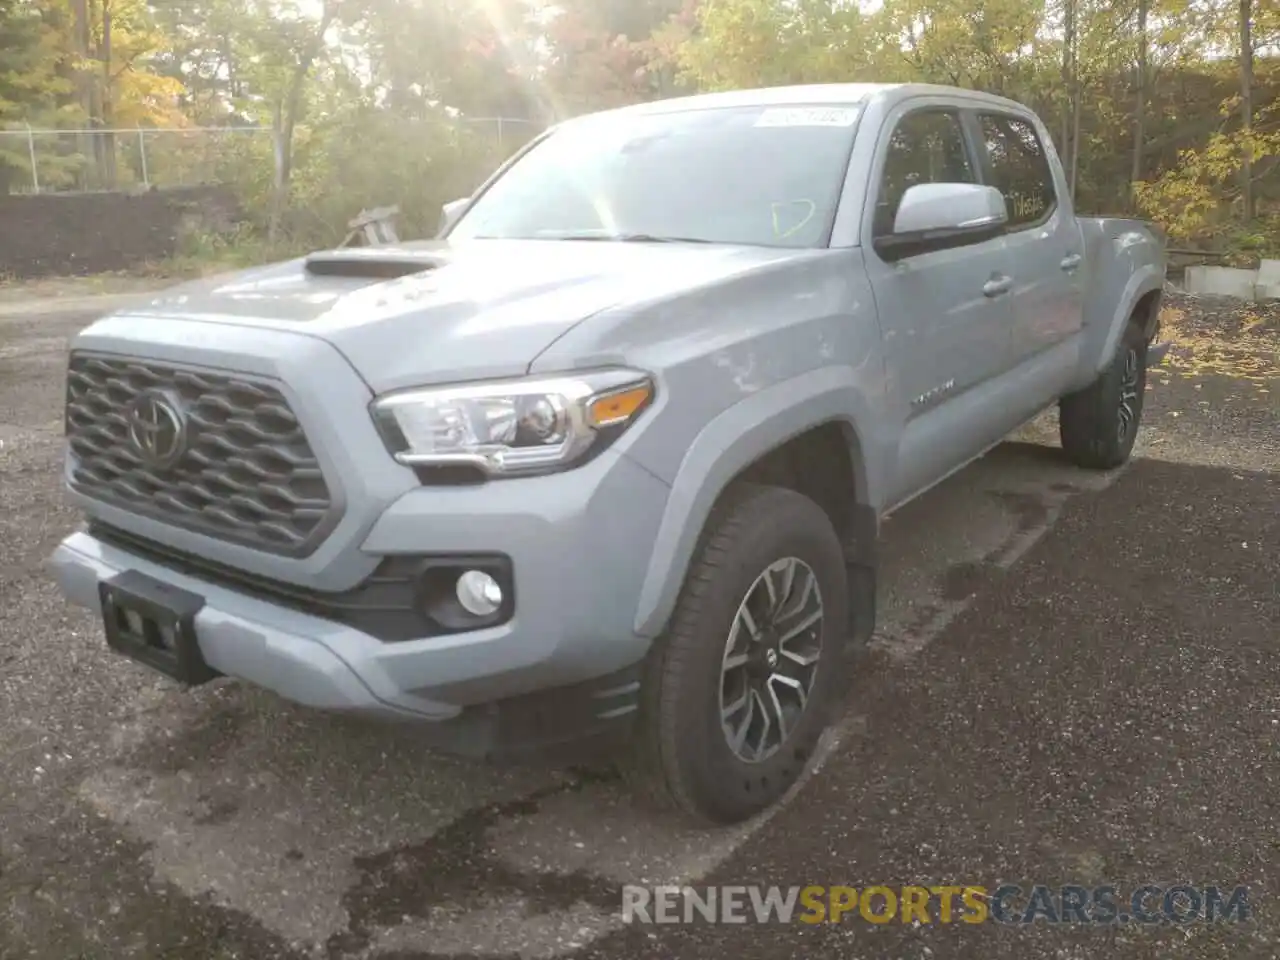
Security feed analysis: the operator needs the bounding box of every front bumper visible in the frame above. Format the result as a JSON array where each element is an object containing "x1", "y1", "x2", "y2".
[
  {"x1": 50, "y1": 444, "x2": 671, "y2": 750},
  {"x1": 54, "y1": 530, "x2": 412, "y2": 712}
]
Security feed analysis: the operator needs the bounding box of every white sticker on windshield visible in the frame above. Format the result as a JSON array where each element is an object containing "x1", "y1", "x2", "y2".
[{"x1": 754, "y1": 107, "x2": 859, "y2": 128}]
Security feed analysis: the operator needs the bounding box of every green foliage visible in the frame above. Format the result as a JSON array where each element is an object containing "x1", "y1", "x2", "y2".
[
  {"x1": 2, "y1": 0, "x2": 1277, "y2": 257},
  {"x1": 272, "y1": 108, "x2": 521, "y2": 245},
  {"x1": 0, "y1": 0, "x2": 73, "y2": 190},
  {"x1": 671, "y1": 0, "x2": 1278, "y2": 223},
  {"x1": 1134, "y1": 98, "x2": 1280, "y2": 249},
  {"x1": 166, "y1": 222, "x2": 308, "y2": 274}
]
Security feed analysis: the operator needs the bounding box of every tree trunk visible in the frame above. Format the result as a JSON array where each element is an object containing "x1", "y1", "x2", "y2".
[
  {"x1": 101, "y1": 0, "x2": 116, "y2": 188},
  {"x1": 1239, "y1": 0, "x2": 1254, "y2": 222},
  {"x1": 71, "y1": 0, "x2": 90, "y2": 108},
  {"x1": 1070, "y1": 68, "x2": 1082, "y2": 201},
  {"x1": 1060, "y1": 0, "x2": 1076, "y2": 176},
  {"x1": 71, "y1": 0, "x2": 94, "y2": 188},
  {"x1": 1130, "y1": 0, "x2": 1148, "y2": 205},
  {"x1": 84, "y1": 0, "x2": 108, "y2": 188},
  {"x1": 268, "y1": 101, "x2": 286, "y2": 243},
  {"x1": 267, "y1": 2, "x2": 335, "y2": 243},
  {"x1": 223, "y1": 39, "x2": 239, "y2": 99}
]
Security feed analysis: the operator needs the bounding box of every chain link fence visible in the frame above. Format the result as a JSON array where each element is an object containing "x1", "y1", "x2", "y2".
[{"x1": 0, "y1": 117, "x2": 540, "y2": 195}]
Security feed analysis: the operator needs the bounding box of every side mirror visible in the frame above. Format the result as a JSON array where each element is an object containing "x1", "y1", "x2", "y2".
[
  {"x1": 438, "y1": 197, "x2": 471, "y2": 236},
  {"x1": 876, "y1": 183, "x2": 1008, "y2": 261}
]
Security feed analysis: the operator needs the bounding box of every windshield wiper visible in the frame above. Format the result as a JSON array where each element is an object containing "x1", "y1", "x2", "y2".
[
  {"x1": 470, "y1": 232, "x2": 723, "y2": 244},
  {"x1": 620, "y1": 233, "x2": 720, "y2": 244},
  {"x1": 553, "y1": 232, "x2": 720, "y2": 244}
]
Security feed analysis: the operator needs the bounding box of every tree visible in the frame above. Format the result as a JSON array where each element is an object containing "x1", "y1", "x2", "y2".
[
  {"x1": 44, "y1": 0, "x2": 184, "y2": 187},
  {"x1": 7, "y1": 0, "x2": 1271, "y2": 259},
  {"x1": 149, "y1": 0, "x2": 247, "y2": 122},
  {"x1": 1239, "y1": 0, "x2": 1254, "y2": 220},
  {"x1": 352, "y1": 0, "x2": 541, "y2": 120},
  {"x1": 670, "y1": 0, "x2": 871, "y2": 91},
  {"x1": 1131, "y1": 0, "x2": 1148, "y2": 193},
  {"x1": 0, "y1": 0, "x2": 75, "y2": 193},
  {"x1": 539, "y1": 0, "x2": 689, "y2": 115},
  {"x1": 209, "y1": 0, "x2": 338, "y2": 240}
]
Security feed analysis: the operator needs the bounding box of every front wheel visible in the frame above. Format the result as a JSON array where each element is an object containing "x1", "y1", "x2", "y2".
[
  {"x1": 1059, "y1": 323, "x2": 1148, "y2": 470},
  {"x1": 627, "y1": 483, "x2": 850, "y2": 825}
]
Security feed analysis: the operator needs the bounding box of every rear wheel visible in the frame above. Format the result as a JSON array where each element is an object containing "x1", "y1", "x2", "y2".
[
  {"x1": 1059, "y1": 322, "x2": 1148, "y2": 470},
  {"x1": 628, "y1": 483, "x2": 850, "y2": 825}
]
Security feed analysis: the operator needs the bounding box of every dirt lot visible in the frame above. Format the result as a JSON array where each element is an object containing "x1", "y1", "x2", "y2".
[{"x1": 0, "y1": 291, "x2": 1276, "y2": 960}]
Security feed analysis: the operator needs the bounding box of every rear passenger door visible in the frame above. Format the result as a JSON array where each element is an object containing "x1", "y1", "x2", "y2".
[
  {"x1": 972, "y1": 111, "x2": 1084, "y2": 368},
  {"x1": 861, "y1": 102, "x2": 1017, "y2": 506}
]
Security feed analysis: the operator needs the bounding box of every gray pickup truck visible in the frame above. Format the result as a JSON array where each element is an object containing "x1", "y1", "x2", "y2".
[{"x1": 51, "y1": 83, "x2": 1167, "y2": 825}]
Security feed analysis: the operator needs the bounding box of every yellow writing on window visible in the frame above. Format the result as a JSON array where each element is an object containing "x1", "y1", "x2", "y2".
[
  {"x1": 772, "y1": 199, "x2": 816, "y2": 239},
  {"x1": 1007, "y1": 191, "x2": 1047, "y2": 221}
]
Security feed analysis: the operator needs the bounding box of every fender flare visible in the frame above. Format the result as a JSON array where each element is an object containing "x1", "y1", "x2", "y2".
[
  {"x1": 1093, "y1": 266, "x2": 1164, "y2": 376},
  {"x1": 631, "y1": 366, "x2": 880, "y2": 638}
]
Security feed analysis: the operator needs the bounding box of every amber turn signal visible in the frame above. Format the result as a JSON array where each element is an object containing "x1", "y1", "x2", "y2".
[{"x1": 587, "y1": 383, "x2": 653, "y2": 428}]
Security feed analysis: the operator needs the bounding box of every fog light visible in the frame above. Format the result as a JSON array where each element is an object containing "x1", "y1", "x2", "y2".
[{"x1": 456, "y1": 570, "x2": 503, "y2": 617}]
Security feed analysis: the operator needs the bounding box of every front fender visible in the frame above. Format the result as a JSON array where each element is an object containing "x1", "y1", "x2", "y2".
[{"x1": 631, "y1": 365, "x2": 879, "y2": 638}]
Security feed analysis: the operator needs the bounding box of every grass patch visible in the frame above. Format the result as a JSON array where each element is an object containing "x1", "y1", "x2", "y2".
[{"x1": 142, "y1": 227, "x2": 312, "y2": 280}]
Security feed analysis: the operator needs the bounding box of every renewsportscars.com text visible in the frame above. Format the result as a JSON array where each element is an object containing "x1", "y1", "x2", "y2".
[{"x1": 621, "y1": 884, "x2": 1251, "y2": 925}]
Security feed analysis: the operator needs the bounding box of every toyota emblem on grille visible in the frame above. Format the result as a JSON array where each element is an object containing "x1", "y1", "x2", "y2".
[{"x1": 127, "y1": 390, "x2": 188, "y2": 470}]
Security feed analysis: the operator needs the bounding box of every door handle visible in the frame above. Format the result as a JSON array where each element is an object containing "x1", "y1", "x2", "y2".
[
  {"x1": 982, "y1": 275, "x2": 1013, "y2": 298},
  {"x1": 1060, "y1": 253, "x2": 1082, "y2": 271}
]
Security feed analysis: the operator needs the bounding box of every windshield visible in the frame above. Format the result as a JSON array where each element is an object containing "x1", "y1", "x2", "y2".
[{"x1": 449, "y1": 104, "x2": 864, "y2": 249}]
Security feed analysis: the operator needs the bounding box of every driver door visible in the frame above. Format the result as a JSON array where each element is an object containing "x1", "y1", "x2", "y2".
[{"x1": 861, "y1": 103, "x2": 1016, "y2": 507}]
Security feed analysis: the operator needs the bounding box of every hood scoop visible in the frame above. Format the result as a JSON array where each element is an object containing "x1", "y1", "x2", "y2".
[{"x1": 304, "y1": 247, "x2": 451, "y2": 280}]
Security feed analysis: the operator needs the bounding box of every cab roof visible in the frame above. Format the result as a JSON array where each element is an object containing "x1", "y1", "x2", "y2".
[{"x1": 562, "y1": 82, "x2": 1032, "y2": 125}]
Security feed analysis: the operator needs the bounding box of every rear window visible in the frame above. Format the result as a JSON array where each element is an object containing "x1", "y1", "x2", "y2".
[{"x1": 978, "y1": 113, "x2": 1057, "y2": 228}]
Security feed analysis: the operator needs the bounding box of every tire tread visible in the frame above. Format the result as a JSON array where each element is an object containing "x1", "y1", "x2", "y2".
[
  {"x1": 1060, "y1": 323, "x2": 1148, "y2": 470},
  {"x1": 627, "y1": 482, "x2": 845, "y2": 824}
]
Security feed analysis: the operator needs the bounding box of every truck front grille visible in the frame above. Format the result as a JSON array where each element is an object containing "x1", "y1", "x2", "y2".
[{"x1": 65, "y1": 353, "x2": 338, "y2": 556}]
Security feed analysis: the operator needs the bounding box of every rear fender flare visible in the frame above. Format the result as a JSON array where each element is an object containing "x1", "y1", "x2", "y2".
[{"x1": 1092, "y1": 267, "x2": 1164, "y2": 378}]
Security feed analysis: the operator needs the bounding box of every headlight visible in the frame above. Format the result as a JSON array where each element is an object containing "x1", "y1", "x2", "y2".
[{"x1": 370, "y1": 369, "x2": 654, "y2": 477}]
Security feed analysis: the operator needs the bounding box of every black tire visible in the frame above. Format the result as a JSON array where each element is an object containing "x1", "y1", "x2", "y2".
[
  {"x1": 628, "y1": 482, "x2": 850, "y2": 825},
  {"x1": 1059, "y1": 322, "x2": 1148, "y2": 470}
]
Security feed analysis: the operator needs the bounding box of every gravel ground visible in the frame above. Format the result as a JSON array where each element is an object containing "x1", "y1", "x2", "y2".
[
  {"x1": 0, "y1": 296, "x2": 1275, "y2": 960},
  {"x1": 576, "y1": 456, "x2": 1279, "y2": 960}
]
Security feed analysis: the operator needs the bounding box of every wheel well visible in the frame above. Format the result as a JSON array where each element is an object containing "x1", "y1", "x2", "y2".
[
  {"x1": 733, "y1": 421, "x2": 863, "y2": 552},
  {"x1": 1133, "y1": 288, "x2": 1163, "y2": 341}
]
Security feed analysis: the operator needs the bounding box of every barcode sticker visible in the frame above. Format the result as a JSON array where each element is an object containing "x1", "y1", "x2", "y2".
[{"x1": 754, "y1": 107, "x2": 860, "y2": 128}]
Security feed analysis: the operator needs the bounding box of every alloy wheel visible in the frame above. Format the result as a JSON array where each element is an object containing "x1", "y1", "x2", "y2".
[
  {"x1": 1118, "y1": 347, "x2": 1140, "y2": 442},
  {"x1": 718, "y1": 557, "x2": 825, "y2": 763}
]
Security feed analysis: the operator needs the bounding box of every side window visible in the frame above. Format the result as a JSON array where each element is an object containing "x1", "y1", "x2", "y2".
[
  {"x1": 978, "y1": 113, "x2": 1057, "y2": 228},
  {"x1": 874, "y1": 110, "x2": 975, "y2": 237}
]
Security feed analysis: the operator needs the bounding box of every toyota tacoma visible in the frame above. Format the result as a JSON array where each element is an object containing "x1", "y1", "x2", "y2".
[{"x1": 51, "y1": 83, "x2": 1168, "y2": 825}]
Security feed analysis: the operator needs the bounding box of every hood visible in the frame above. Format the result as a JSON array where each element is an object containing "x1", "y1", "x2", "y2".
[{"x1": 125, "y1": 239, "x2": 810, "y2": 393}]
